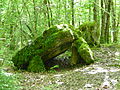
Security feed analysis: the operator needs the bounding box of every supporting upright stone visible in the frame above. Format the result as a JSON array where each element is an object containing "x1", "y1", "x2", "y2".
[{"x1": 70, "y1": 37, "x2": 94, "y2": 65}]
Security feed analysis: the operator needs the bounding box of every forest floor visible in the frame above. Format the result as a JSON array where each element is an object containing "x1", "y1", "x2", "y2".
[{"x1": 16, "y1": 44, "x2": 120, "y2": 90}]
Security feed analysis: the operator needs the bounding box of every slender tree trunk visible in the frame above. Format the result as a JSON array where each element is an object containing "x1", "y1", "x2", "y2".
[
  {"x1": 33, "y1": 0, "x2": 37, "y2": 35},
  {"x1": 112, "y1": 0, "x2": 118, "y2": 43},
  {"x1": 48, "y1": 0, "x2": 53, "y2": 26},
  {"x1": 113, "y1": 12, "x2": 120, "y2": 43},
  {"x1": 43, "y1": 0, "x2": 47, "y2": 28},
  {"x1": 71, "y1": 0, "x2": 75, "y2": 26},
  {"x1": 100, "y1": 0, "x2": 106, "y2": 43},
  {"x1": 89, "y1": 0, "x2": 91, "y2": 21},
  {"x1": 9, "y1": 24, "x2": 16, "y2": 50},
  {"x1": 79, "y1": 0, "x2": 81, "y2": 26},
  {"x1": 104, "y1": 0, "x2": 111, "y2": 43},
  {"x1": 47, "y1": 5, "x2": 50, "y2": 27},
  {"x1": 44, "y1": 0, "x2": 50, "y2": 27},
  {"x1": 93, "y1": 0, "x2": 97, "y2": 22},
  {"x1": 64, "y1": 0, "x2": 67, "y2": 23}
]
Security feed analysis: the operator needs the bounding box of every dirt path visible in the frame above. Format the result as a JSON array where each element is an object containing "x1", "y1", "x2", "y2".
[{"x1": 20, "y1": 45, "x2": 120, "y2": 90}]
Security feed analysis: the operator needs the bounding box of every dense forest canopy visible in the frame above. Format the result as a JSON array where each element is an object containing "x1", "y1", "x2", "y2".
[{"x1": 0, "y1": 0, "x2": 120, "y2": 51}]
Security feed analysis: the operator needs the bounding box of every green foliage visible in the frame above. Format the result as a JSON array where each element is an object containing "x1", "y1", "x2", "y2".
[
  {"x1": 49, "y1": 65, "x2": 59, "y2": 73},
  {"x1": 0, "y1": 69, "x2": 20, "y2": 90},
  {"x1": 50, "y1": 65, "x2": 59, "y2": 70},
  {"x1": 0, "y1": 0, "x2": 120, "y2": 55}
]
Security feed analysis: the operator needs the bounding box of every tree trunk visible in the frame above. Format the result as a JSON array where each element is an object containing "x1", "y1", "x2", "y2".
[
  {"x1": 89, "y1": 0, "x2": 92, "y2": 21},
  {"x1": 48, "y1": 0, "x2": 53, "y2": 26},
  {"x1": 93, "y1": 0, "x2": 97, "y2": 22},
  {"x1": 71, "y1": 0, "x2": 75, "y2": 26},
  {"x1": 104, "y1": 0, "x2": 111, "y2": 43},
  {"x1": 44, "y1": 0, "x2": 50, "y2": 27},
  {"x1": 33, "y1": 0, "x2": 37, "y2": 36},
  {"x1": 112, "y1": 0, "x2": 118, "y2": 43},
  {"x1": 100, "y1": 0, "x2": 106, "y2": 43}
]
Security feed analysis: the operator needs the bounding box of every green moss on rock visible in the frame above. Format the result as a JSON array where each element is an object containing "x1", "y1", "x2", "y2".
[
  {"x1": 42, "y1": 30, "x2": 75, "y2": 61},
  {"x1": 71, "y1": 37, "x2": 94, "y2": 65},
  {"x1": 12, "y1": 36, "x2": 44, "y2": 70},
  {"x1": 79, "y1": 21, "x2": 96, "y2": 31},
  {"x1": 74, "y1": 37, "x2": 87, "y2": 47},
  {"x1": 27, "y1": 55, "x2": 45, "y2": 72},
  {"x1": 79, "y1": 21, "x2": 100, "y2": 46},
  {"x1": 43, "y1": 24, "x2": 75, "y2": 38},
  {"x1": 70, "y1": 43, "x2": 80, "y2": 65},
  {"x1": 78, "y1": 43, "x2": 94, "y2": 64}
]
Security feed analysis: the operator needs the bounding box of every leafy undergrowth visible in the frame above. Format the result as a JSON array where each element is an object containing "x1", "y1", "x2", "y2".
[{"x1": 0, "y1": 68, "x2": 21, "y2": 90}]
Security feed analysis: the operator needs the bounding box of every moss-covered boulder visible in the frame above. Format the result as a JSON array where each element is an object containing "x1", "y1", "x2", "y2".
[
  {"x1": 71, "y1": 37, "x2": 94, "y2": 65},
  {"x1": 12, "y1": 24, "x2": 75, "y2": 72},
  {"x1": 79, "y1": 21, "x2": 100, "y2": 46}
]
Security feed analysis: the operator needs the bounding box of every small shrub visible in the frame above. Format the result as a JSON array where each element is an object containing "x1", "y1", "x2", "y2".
[
  {"x1": 0, "y1": 69, "x2": 21, "y2": 90},
  {"x1": 49, "y1": 65, "x2": 59, "y2": 73}
]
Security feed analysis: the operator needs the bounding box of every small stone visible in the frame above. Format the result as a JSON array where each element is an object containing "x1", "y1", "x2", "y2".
[
  {"x1": 84, "y1": 84, "x2": 93, "y2": 88},
  {"x1": 101, "y1": 81, "x2": 110, "y2": 89},
  {"x1": 115, "y1": 52, "x2": 120, "y2": 56},
  {"x1": 54, "y1": 74, "x2": 63, "y2": 77},
  {"x1": 55, "y1": 81, "x2": 64, "y2": 85},
  {"x1": 110, "y1": 79, "x2": 117, "y2": 86}
]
